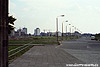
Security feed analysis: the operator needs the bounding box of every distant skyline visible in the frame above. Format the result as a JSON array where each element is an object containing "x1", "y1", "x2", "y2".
[{"x1": 9, "y1": 0, "x2": 100, "y2": 34}]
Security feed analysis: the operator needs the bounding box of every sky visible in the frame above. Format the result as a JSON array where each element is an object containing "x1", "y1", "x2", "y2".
[{"x1": 9, "y1": 0, "x2": 100, "y2": 34}]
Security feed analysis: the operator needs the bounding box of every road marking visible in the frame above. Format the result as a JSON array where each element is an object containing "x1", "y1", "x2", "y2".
[{"x1": 55, "y1": 44, "x2": 62, "y2": 48}]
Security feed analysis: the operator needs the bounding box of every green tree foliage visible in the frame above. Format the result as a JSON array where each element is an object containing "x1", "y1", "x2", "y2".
[
  {"x1": 8, "y1": 15, "x2": 16, "y2": 34},
  {"x1": 95, "y1": 33, "x2": 100, "y2": 37}
]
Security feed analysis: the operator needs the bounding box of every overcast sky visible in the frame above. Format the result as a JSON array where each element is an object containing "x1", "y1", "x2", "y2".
[{"x1": 9, "y1": 0, "x2": 100, "y2": 34}]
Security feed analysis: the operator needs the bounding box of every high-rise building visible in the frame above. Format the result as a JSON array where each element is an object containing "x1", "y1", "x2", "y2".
[
  {"x1": 22, "y1": 27, "x2": 27, "y2": 34},
  {"x1": 17, "y1": 28, "x2": 22, "y2": 36},
  {"x1": 14, "y1": 27, "x2": 27, "y2": 36},
  {"x1": 34, "y1": 28, "x2": 40, "y2": 36}
]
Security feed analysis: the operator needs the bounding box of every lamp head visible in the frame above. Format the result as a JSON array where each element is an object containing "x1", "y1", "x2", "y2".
[
  {"x1": 65, "y1": 20, "x2": 68, "y2": 22},
  {"x1": 60, "y1": 15, "x2": 64, "y2": 17}
]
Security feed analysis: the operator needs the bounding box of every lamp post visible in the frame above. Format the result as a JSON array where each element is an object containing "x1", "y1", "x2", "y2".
[
  {"x1": 56, "y1": 15, "x2": 64, "y2": 41},
  {"x1": 66, "y1": 25, "x2": 67, "y2": 33},
  {"x1": 68, "y1": 24, "x2": 71, "y2": 36},
  {"x1": 75, "y1": 27, "x2": 76, "y2": 32},
  {"x1": 62, "y1": 20, "x2": 68, "y2": 40},
  {"x1": 66, "y1": 23, "x2": 69, "y2": 36},
  {"x1": 72, "y1": 26, "x2": 74, "y2": 33}
]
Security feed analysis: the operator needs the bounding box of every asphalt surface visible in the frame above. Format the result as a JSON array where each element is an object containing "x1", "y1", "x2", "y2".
[{"x1": 59, "y1": 37, "x2": 100, "y2": 66}]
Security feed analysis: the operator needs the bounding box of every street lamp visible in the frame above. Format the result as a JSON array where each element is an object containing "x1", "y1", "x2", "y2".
[
  {"x1": 69, "y1": 24, "x2": 71, "y2": 36},
  {"x1": 72, "y1": 26, "x2": 74, "y2": 33},
  {"x1": 66, "y1": 23, "x2": 70, "y2": 34},
  {"x1": 74, "y1": 27, "x2": 76, "y2": 32},
  {"x1": 62, "y1": 20, "x2": 68, "y2": 40},
  {"x1": 56, "y1": 15, "x2": 64, "y2": 41}
]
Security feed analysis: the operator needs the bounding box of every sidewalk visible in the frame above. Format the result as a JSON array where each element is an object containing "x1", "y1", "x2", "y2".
[{"x1": 9, "y1": 45, "x2": 84, "y2": 67}]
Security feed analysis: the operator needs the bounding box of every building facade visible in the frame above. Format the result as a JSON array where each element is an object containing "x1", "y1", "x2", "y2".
[
  {"x1": 9, "y1": 27, "x2": 28, "y2": 37},
  {"x1": 34, "y1": 28, "x2": 40, "y2": 36},
  {"x1": 22, "y1": 27, "x2": 27, "y2": 34}
]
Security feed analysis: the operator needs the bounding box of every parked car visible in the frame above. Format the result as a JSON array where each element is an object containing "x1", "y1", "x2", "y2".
[{"x1": 91, "y1": 36, "x2": 95, "y2": 40}]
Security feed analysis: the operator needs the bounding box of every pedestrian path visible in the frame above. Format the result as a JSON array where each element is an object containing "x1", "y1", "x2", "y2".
[{"x1": 9, "y1": 45, "x2": 84, "y2": 67}]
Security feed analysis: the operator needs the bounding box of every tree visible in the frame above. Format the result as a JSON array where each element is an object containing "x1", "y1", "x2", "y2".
[
  {"x1": 8, "y1": 15, "x2": 16, "y2": 34},
  {"x1": 95, "y1": 33, "x2": 100, "y2": 37}
]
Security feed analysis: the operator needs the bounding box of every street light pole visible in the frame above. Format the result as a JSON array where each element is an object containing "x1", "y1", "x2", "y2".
[
  {"x1": 56, "y1": 15, "x2": 64, "y2": 42},
  {"x1": 66, "y1": 26, "x2": 67, "y2": 33},
  {"x1": 66, "y1": 23, "x2": 69, "y2": 36},
  {"x1": 62, "y1": 22, "x2": 63, "y2": 40},
  {"x1": 72, "y1": 26, "x2": 74, "y2": 33},
  {"x1": 62, "y1": 21, "x2": 68, "y2": 40},
  {"x1": 56, "y1": 17, "x2": 58, "y2": 41},
  {"x1": 68, "y1": 24, "x2": 71, "y2": 36}
]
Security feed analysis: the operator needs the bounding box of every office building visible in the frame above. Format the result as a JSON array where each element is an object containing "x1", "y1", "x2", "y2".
[
  {"x1": 22, "y1": 27, "x2": 27, "y2": 34},
  {"x1": 34, "y1": 28, "x2": 40, "y2": 36}
]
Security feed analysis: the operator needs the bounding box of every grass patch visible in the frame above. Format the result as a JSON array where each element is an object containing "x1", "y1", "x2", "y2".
[
  {"x1": 9, "y1": 36, "x2": 79, "y2": 45},
  {"x1": 8, "y1": 45, "x2": 21, "y2": 51},
  {"x1": 32, "y1": 36, "x2": 57, "y2": 40},
  {"x1": 8, "y1": 45, "x2": 33, "y2": 64},
  {"x1": 9, "y1": 40, "x2": 32, "y2": 44},
  {"x1": 31, "y1": 41, "x2": 58, "y2": 44}
]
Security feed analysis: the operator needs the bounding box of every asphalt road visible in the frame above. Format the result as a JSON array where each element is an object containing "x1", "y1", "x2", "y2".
[{"x1": 59, "y1": 37, "x2": 100, "y2": 66}]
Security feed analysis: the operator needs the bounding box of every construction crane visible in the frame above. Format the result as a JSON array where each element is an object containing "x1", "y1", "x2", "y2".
[{"x1": 43, "y1": 29, "x2": 52, "y2": 33}]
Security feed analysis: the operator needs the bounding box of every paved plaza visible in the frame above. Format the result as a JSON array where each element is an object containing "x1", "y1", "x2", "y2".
[{"x1": 9, "y1": 45, "x2": 84, "y2": 67}]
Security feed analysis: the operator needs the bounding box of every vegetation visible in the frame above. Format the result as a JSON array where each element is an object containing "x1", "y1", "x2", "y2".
[
  {"x1": 9, "y1": 40, "x2": 32, "y2": 44},
  {"x1": 8, "y1": 15, "x2": 16, "y2": 34},
  {"x1": 31, "y1": 41, "x2": 58, "y2": 44},
  {"x1": 8, "y1": 45, "x2": 21, "y2": 51},
  {"x1": 9, "y1": 36, "x2": 79, "y2": 45},
  {"x1": 8, "y1": 45, "x2": 33, "y2": 63},
  {"x1": 95, "y1": 33, "x2": 100, "y2": 40}
]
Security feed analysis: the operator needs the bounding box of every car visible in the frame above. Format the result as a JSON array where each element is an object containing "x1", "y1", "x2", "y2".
[{"x1": 91, "y1": 36, "x2": 95, "y2": 40}]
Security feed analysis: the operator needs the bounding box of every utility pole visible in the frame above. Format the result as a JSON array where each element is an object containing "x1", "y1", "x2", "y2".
[{"x1": 0, "y1": 0, "x2": 8, "y2": 67}]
